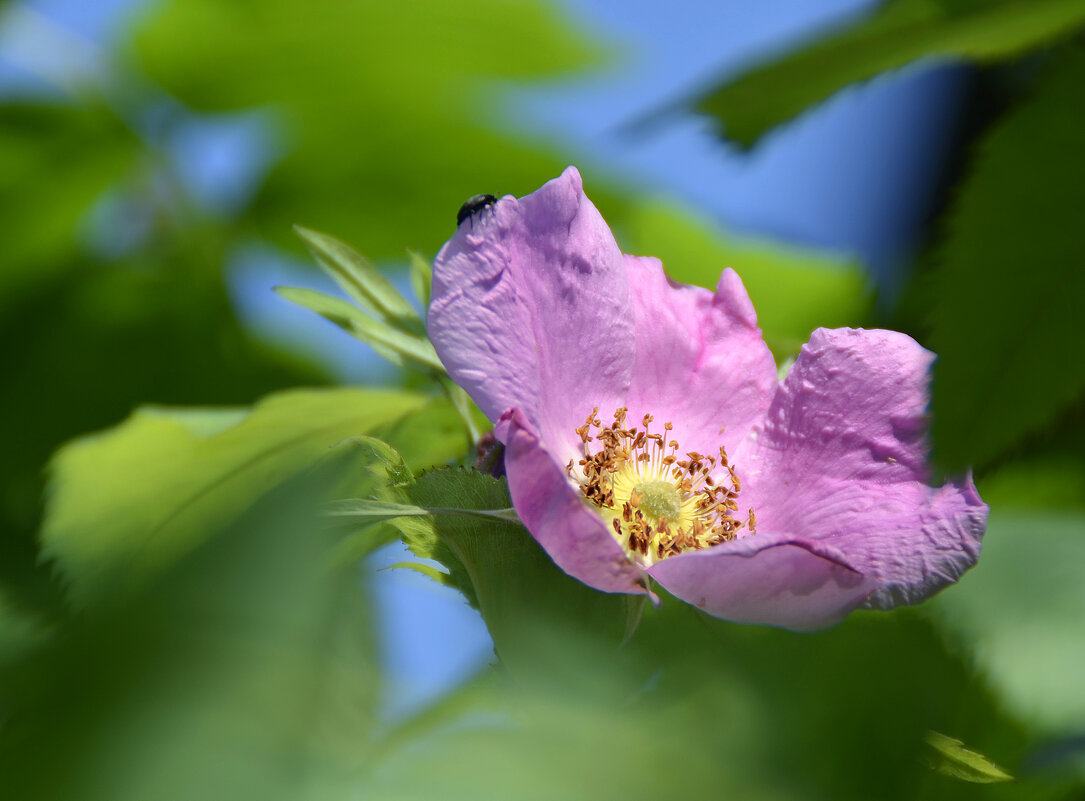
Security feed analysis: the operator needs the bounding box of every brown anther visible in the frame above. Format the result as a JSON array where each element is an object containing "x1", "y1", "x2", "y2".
[
  {"x1": 728, "y1": 465, "x2": 741, "y2": 492},
  {"x1": 572, "y1": 407, "x2": 754, "y2": 566}
]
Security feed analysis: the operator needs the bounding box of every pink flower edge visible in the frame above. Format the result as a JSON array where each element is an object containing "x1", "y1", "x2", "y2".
[{"x1": 429, "y1": 168, "x2": 989, "y2": 630}]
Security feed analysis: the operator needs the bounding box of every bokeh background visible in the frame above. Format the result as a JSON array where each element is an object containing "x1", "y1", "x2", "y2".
[{"x1": 1, "y1": 0, "x2": 1083, "y2": 799}]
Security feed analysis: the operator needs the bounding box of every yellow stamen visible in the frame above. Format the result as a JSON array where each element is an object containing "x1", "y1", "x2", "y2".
[{"x1": 569, "y1": 407, "x2": 756, "y2": 566}]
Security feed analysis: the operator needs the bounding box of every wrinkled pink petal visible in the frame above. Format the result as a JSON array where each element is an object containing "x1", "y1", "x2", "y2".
[
  {"x1": 647, "y1": 532, "x2": 875, "y2": 630},
  {"x1": 742, "y1": 328, "x2": 987, "y2": 608},
  {"x1": 496, "y1": 408, "x2": 650, "y2": 596},
  {"x1": 429, "y1": 167, "x2": 634, "y2": 464},
  {"x1": 428, "y1": 169, "x2": 987, "y2": 630},
  {"x1": 623, "y1": 258, "x2": 778, "y2": 458}
]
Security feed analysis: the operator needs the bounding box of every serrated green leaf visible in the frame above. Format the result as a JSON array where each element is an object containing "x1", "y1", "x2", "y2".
[
  {"x1": 275, "y1": 285, "x2": 444, "y2": 372},
  {"x1": 389, "y1": 467, "x2": 636, "y2": 676},
  {"x1": 293, "y1": 226, "x2": 424, "y2": 336},
  {"x1": 41, "y1": 387, "x2": 437, "y2": 606},
  {"x1": 930, "y1": 48, "x2": 1085, "y2": 471},
  {"x1": 689, "y1": 0, "x2": 1085, "y2": 148},
  {"x1": 389, "y1": 468, "x2": 518, "y2": 610},
  {"x1": 382, "y1": 561, "x2": 450, "y2": 584},
  {"x1": 925, "y1": 731, "x2": 1014, "y2": 783}
]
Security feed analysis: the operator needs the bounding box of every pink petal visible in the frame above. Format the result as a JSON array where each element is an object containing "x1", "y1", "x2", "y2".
[
  {"x1": 742, "y1": 328, "x2": 988, "y2": 608},
  {"x1": 496, "y1": 408, "x2": 650, "y2": 596},
  {"x1": 623, "y1": 260, "x2": 778, "y2": 458},
  {"x1": 429, "y1": 167, "x2": 634, "y2": 463},
  {"x1": 647, "y1": 532, "x2": 875, "y2": 630}
]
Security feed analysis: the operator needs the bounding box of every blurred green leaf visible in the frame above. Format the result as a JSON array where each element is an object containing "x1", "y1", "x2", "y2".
[
  {"x1": 933, "y1": 508, "x2": 1085, "y2": 733},
  {"x1": 388, "y1": 467, "x2": 635, "y2": 676},
  {"x1": 0, "y1": 253, "x2": 330, "y2": 615},
  {"x1": 620, "y1": 201, "x2": 870, "y2": 356},
  {"x1": 690, "y1": 0, "x2": 1085, "y2": 148},
  {"x1": 0, "y1": 589, "x2": 48, "y2": 665},
  {"x1": 979, "y1": 455, "x2": 1085, "y2": 509},
  {"x1": 369, "y1": 591, "x2": 1042, "y2": 801},
  {"x1": 41, "y1": 387, "x2": 438, "y2": 606},
  {"x1": 0, "y1": 103, "x2": 137, "y2": 308},
  {"x1": 131, "y1": 0, "x2": 604, "y2": 258},
  {"x1": 929, "y1": 47, "x2": 1085, "y2": 472},
  {"x1": 407, "y1": 250, "x2": 433, "y2": 309},
  {"x1": 926, "y1": 731, "x2": 1015, "y2": 783},
  {"x1": 275, "y1": 285, "x2": 444, "y2": 371},
  {"x1": 294, "y1": 226, "x2": 424, "y2": 335},
  {"x1": 2, "y1": 442, "x2": 384, "y2": 801}
]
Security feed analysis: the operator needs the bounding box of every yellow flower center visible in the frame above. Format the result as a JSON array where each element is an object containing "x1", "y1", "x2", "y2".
[{"x1": 568, "y1": 407, "x2": 756, "y2": 566}]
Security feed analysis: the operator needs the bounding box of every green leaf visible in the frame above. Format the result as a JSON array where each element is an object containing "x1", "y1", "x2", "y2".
[
  {"x1": 925, "y1": 731, "x2": 1015, "y2": 783},
  {"x1": 3, "y1": 446, "x2": 384, "y2": 801},
  {"x1": 620, "y1": 201, "x2": 869, "y2": 356},
  {"x1": 0, "y1": 104, "x2": 137, "y2": 310},
  {"x1": 131, "y1": 0, "x2": 604, "y2": 259},
  {"x1": 690, "y1": 0, "x2": 1085, "y2": 148},
  {"x1": 440, "y1": 379, "x2": 483, "y2": 445},
  {"x1": 387, "y1": 467, "x2": 637, "y2": 677},
  {"x1": 41, "y1": 387, "x2": 438, "y2": 606},
  {"x1": 408, "y1": 249, "x2": 433, "y2": 309},
  {"x1": 0, "y1": 589, "x2": 48, "y2": 665},
  {"x1": 930, "y1": 48, "x2": 1085, "y2": 472},
  {"x1": 293, "y1": 226, "x2": 424, "y2": 335},
  {"x1": 933, "y1": 508, "x2": 1085, "y2": 733},
  {"x1": 327, "y1": 497, "x2": 519, "y2": 524},
  {"x1": 373, "y1": 583, "x2": 1031, "y2": 801},
  {"x1": 274, "y1": 285, "x2": 444, "y2": 371}
]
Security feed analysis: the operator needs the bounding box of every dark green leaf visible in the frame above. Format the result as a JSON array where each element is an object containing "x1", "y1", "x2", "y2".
[
  {"x1": 0, "y1": 104, "x2": 137, "y2": 310},
  {"x1": 0, "y1": 589, "x2": 48, "y2": 665},
  {"x1": 387, "y1": 467, "x2": 636, "y2": 676},
  {"x1": 691, "y1": 0, "x2": 1085, "y2": 148},
  {"x1": 2, "y1": 444, "x2": 384, "y2": 801},
  {"x1": 930, "y1": 48, "x2": 1085, "y2": 471}
]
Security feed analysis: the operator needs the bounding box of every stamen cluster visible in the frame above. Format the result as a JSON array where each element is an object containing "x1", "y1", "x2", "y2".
[{"x1": 568, "y1": 407, "x2": 755, "y2": 565}]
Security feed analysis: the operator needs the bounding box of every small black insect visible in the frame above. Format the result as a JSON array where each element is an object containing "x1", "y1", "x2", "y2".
[{"x1": 456, "y1": 193, "x2": 497, "y2": 227}]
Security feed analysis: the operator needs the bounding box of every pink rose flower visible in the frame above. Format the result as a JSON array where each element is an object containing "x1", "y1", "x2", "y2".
[{"x1": 428, "y1": 167, "x2": 987, "y2": 630}]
